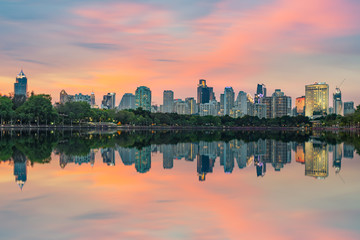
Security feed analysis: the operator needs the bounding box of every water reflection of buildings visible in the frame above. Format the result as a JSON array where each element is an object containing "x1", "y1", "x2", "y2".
[
  {"x1": 59, "y1": 150, "x2": 95, "y2": 168},
  {"x1": 101, "y1": 148, "x2": 115, "y2": 166},
  {"x1": 13, "y1": 150, "x2": 27, "y2": 190},
  {"x1": 305, "y1": 141, "x2": 329, "y2": 179},
  {"x1": 135, "y1": 147, "x2": 151, "y2": 173}
]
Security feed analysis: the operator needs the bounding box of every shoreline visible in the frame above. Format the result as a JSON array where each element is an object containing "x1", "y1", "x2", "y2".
[{"x1": 0, "y1": 124, "x2": 359, "y2": 132}]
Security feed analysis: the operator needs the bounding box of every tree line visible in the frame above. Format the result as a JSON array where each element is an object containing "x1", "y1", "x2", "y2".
[
  {"x1": 2, "y1": 94, "x2": 359, "y2": 127},
  {"x1": 0, "y1": 94, "x2": 314, "y2": 127}
]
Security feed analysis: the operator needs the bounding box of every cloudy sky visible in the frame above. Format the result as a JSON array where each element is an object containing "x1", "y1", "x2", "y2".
[{"x1": 1, "y1": 0, "x2": 360, "y2": 106}]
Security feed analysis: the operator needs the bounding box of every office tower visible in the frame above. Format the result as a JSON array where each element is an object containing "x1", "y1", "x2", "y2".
[
  {"x1": 261, "y1": 97, "x2": 273, "y2": 119},
  {"x1": 254, "y1": 103, "x2": 267, "y2": 119},
  {"x1": 135, "y1": 86, "x2": 151, "y2": 111},
  {"x1": 343, "y1": 101, "x2": 355, "y2": 115},
  {"x1": 333, "y1": 88, "x2": 342, "y2": 115},
  {"x1": 101, "y1": 93, "x2": 116, "y2": 109},
  {"x1": 305, "y1": 141, "x2": 328, "y2": 179},
  {"x1": 119, "y1": 93, "x2": 135, "y2": 110},
  {"x1": 256, "y1": 84, "x2": 267, "y2": 97},
  {"x1": 223, "y1": 87, "x2": 235, "y2": 116},
  {"x1": 295, "y1": 96, "x2": 306, "y2": 116},
  {"x1": 271, "y1": 89, "x2": 292, "y2": 118},
  {"x1": 220, "y1": 93, "x2": 224, "y2": 115},
  {"x1": 91, "y1": 92, "x2": 96, "y2": 107},
  {"x1": 173, "y1": 99, "x2": 188, "y2": 115},
  {"x1": 255, "y1": 83, "x2": 266, "y2": 103},
  {"x1": 199, "y1": 100, "x2": 218, "y2": 116},
  {"x1": 305, "y1": 82, "x2": 329, "y2": 117},
  {"x1": 197, "y1": 79, "x2": 214, "y2": 104},
  {"x1": 185, "y1": 97, "x2": 197, "y2": 114},
  {"x1": 14, "y1": 70, "x2": 28, "y2": 97},
  {"x1": 163, "y1": 90, "x2": 174, "y2": 113},
  {"x1": 233, "y1": 91, "x2": 249, "y2": 117}
]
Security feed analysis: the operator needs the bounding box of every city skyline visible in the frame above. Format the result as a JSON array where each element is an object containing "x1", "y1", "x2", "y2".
[
  {"x1": 2, "y1": 70, "x2": 358, "y2": 111},
  {"x1": 1, "y1": 0, "x2": 360, "y2": 105}
]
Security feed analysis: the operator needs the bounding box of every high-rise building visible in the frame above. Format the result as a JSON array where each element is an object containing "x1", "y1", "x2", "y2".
[
  {"x1": 295, "y1": 96, "x2": 305, "y2": 116},
  {"x1": 305, "y1": 82, "x2": 329, "y2": 117},
  {"x1": 199, "y1": 100, "x2": 218, "y2": 116},
  {"x1": 272, "y1": 89, "x2": 292, "y2": 118},
  {"x1": 343, "y1": 101, "x2": 355, "y2": 115},
  {"x1": 163, "y1": 90, "x2": 174, "y2": 113},
  {"x1": 233, "y1": 91, "x2": 249, "y2": 117},
  {"x1": 224, "y1": 87, "x2": 235, "y2": 116},
  {"x1": 174, "y1": 99, "x2": 188, "y2": 115},
  {"x1": 333, "y1": 88, "x2": 342, "y2": 115},
  {"x1": 185, "y1": 97, "x2": 197, "y2": 114},
  {"x1": 135, "y1": 86, "x2": 151, "y2": 111},
  {"x1": 255, "y1": 83, "x2": 266, "y2": 103},
  {"x1": 119, "y1": 93, "x2": 135, "y2": 110},
  {"x1": 101, "y1": 93, "x2": 116, "y2": 109},
  {"x1": 260, "y1": 90, "x2": 291, "y2": 118},
  {"x1": 261, "y1": 97, "x2": 273, "y2": 119},
  {"x1": 254, "y1": 103, "x2": 267, "y2": 119},
  {"x1": 91, "y1": 92, "x2": 96, "y2": 107},
  {"x1": 14, "y1": 70, "x2": 28, "y2": 97},
  {"x1": 197, "y1": 79, "x2": 214, "y2": 104}
]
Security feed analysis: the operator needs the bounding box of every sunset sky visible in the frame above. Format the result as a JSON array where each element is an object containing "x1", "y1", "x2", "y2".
[{"x1": 1, "y1": 0, "x2": 360, "y2": 106}]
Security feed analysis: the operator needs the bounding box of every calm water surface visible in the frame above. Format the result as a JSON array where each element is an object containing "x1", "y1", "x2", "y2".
[{"x1": 0, "y1": 130, "x2": 360, "y2": 240}]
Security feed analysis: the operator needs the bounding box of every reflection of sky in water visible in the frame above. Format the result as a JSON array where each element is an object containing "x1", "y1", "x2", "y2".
[{"x1": 0, "y1": 140, "x2": 360, "y2": 240}]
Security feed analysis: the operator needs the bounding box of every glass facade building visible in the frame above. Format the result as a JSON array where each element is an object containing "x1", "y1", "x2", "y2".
[
  {"x1": 135, "y1": 86, "x2": 151, "y2": 111},
  {"x1": 305, "y1": 82, "x2": 329, "y2": 117},
  {"x1": 14, "y1": 70, "x2": 28, "y2": 97}
]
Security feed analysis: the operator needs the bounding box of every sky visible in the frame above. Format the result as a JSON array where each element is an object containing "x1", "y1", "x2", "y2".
[{"x1": 1, "y1": 0, "x2": 360, "y2": 106}]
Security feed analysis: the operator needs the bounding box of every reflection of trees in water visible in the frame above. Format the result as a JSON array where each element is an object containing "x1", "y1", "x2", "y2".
[{"x1": 0, "y1": 130, "x2": 360, "y2": 166}]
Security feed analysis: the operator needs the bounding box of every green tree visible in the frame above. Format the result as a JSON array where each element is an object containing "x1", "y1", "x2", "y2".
[
  {"x1": 16, "y1": 95, "x2": 58, "y2": 124},
  {"x1": 0, "y1": 96, "x2": 15, "y2": 124}
]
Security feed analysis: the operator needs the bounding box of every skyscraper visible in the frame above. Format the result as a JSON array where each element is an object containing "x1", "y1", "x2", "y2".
[
  {"x1": 101, "y1": 93, "x2": 116, "y2": 109},
  {"x1": 163, "y1": 90, "x2": 174, "y2": 113},
  {"x1": 333, "y1": 88, "x2": 342, "y2": 115},
  {"x1": 295, "y1": 96, "x2": 305, "y2": 116},
  {"x1": 135, "y1": 86, "x2": 151, "y2": 111},
  {"x1": 343, "y1": 101, "x2": 355, "y2": 115},
  {"x1": 197, "y1": 79, "x2": 214, "y2": 104},
  {"x1": 14, "y1": 70, "x2": 28, "y2": 97},
  {"x1": 119, "y1": 93, "x2": 135, "y2": 110},
  {"x1": 91, "y1": 92, "x2": 96, "y2": 107},
  {"x1": 224, "y1": 87, "x2": 235, "y2": 116},
  {"x1": 255, "y1": 83, "x2": 266, "y2": 103},
  {"x1": 305, "y1": 82, "x2": 329, "y2": 117},
  {"x1": 185, "y1": 97, "x2": 197, "y2": 114},
  {"x1": 272, "y1": 89, "x2": 291, "y2": 118}
]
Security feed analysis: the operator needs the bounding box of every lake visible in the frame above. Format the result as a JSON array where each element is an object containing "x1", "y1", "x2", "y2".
[{"x1": 0, "y1": 130, "x2": 360, "y2": 240}]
